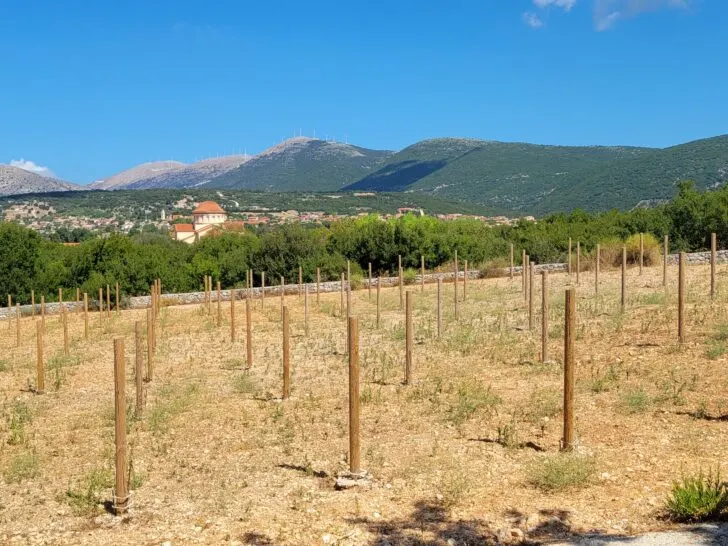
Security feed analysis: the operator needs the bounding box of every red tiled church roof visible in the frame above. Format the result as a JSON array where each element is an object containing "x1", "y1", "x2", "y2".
[
  {"x1": 173, "y1": 223, "x2": 195, "y2": 233},
  {"x1": 192, "y1": 201, "x2": 226, "y2": 215}
]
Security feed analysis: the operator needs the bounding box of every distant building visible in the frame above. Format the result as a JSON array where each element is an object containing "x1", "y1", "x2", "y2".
[{"x1": 172, "y1": 201, "x2": 228, "y2": 244}]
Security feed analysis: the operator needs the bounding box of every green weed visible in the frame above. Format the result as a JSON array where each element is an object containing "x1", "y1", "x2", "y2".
[{"x1": 665, "y1": 470, "x2": 728, "y2": 522}]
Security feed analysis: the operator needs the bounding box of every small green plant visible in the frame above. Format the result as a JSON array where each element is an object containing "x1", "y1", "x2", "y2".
[
  {"x1": 705, "y1": 342, "x2": 726, "y2": 361},
  {"x1": 4, "y1": 451, "x2": 40, "y2": 483},
  {"x1": 640, "y1": 292, "x2": 665, "y2": 306},
  {"x1": 62, "y1": 467, "x2": 114, "y2": 516},
  {"x1": 446, "y1": 381, "x2": 501, "y2": 426},
  {"x1": 7, "y1": 401, "x2": 32, "y2": 446},
  {"x1": 618, "y1": 387, "x2": 651, "y2": 414},
  {"x1": 232, "y1": 372, "x2": 256, "y2": 394},
  {"x1": 222, "y1": 358, "x2": 247, "y2": 370},
  {"x1": 437, "y1": 464, "x2": 471, "y2": 508},
  {"x1": 528, "y1": 454, "x2": 595, "y2": 492},
  {"x1": 0, "y1": 359, "x2": 9, "y2": 372},
  {"x1": 524, "y1": 388, "x2": 562, "y2": 423},
  {"x1": 403, "y1": 267, "x2": 418, "y2": 285},
  {"x1": 665, "y1": 470, "x2": 728, "y2": 522},
  {"x1": 496, "y1": 413, "x2": 520, "y2": 449},
  {"x1": 587, "y1": 364, "x2": 620, "y2": 394}
]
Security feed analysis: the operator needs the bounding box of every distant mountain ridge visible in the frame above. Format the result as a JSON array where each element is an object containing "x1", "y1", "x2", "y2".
[{"x1": 0, "y1": 166, "x2": 80, "y2": 196}]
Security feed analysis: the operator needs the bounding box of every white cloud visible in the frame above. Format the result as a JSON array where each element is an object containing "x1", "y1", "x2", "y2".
[
  {"x1": 523, "y1": 11, "x2": 545, "y2": 28},
  {"x1": 533, "y1": 0, "x2": 578, "y2": 11},
  {"x1": 594, "y1": 0, "x2": 694, "y2": 30},
  {"x1": 8, "y1": 159, "x2": 56, "y2": 178}
]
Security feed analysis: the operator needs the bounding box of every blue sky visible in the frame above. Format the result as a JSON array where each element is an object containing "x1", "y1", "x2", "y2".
[{"x1": 0, "y1": 0, "x2": 724, "y2": 183}]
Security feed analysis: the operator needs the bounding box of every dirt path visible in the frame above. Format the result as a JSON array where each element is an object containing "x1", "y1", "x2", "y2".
[{"x1": 553, "y1": 523, "x2": 728, "y2": 545}]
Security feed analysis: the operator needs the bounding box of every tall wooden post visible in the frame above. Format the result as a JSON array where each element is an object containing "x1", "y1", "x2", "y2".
[
  {"x1": 83, "y1": 293, "x2": 89, "y2": 339},
  {"x1": 299, "y1": 265, "x2": 303, "y2": 298},
  {"x1": 106, "y1": 284, "x2": 111, "y2": 320},
  {"x1": 576, "y1": 242, "x2": 581, "y2": 285},
  {"x1": 246, "y1": 297, "x2": 253, "y2": 367},
  {"x1": 115, "y1": 282, "x2": 120, "y2": 316},
  {"x1": 58, "y1": 288, "x2": 62, "y2": 306},
  {"x1": 524, "y1": 255, "x2": 530, "y2": 302},
  {"x1": 639, "y1": 233, "x2": 644, "y2": 275},
  {"x1": 562, "y1": 288, "x2": 576, "y2": 452},
  {"x1": 261, "y1": 271, "x2": 265, "y2": 309},
  {"x1": 463, "y1": 260, "x2": 468, "y2": 302},
  {"x1": 340, "y1": 272, "x2": 345, "y2": 317},
  {"x1": 304, "y1": 286, "x2": 309, "y2": 333},
  {"x1": 36, "y1": 321, "x2": 44, "y2": 394},
  {"x1": 663, "y1": 235, "x2": 668, "y2": 288},
  {"x1": 62, "y1": 308, "x2": 69, "y2": 356},
  {"x1": 510, "y1": 243, "x2": 514, "y2": 280},
  {"x1": 454, "y1": 251, "x2": 459, "y2": 319},
  {"x1": 711, "y1": 232, "x2": 717, "y2": 299},
  {"x1": 316, "y1": 267, "x2": 321, "y2": 304},
  {"x1": 146, "y1": 309, "x2": 153, "y2": 382},
  {"x1": 98, "y1": 288, "x2": 104, "y2": 327},
  {"x1": 15, "y1": 303, "x2": 21, "y2": 348},
  {"x1": 217, "y1": 281, "x2": 222, "y2": 327},
  {"x1": 31, "y1": 290, "x2": 35, "y2": 319},
  {"x1": 376, "y1": 277, "x2": 381, "y2": 329},
  {"x1": 437, "y1": 277, "x2": 442, "y2": 340},
  {"x1": 595, "y1": 244, "x2": 600, "y2": 295},
  {"x1": 76, "y1": 287, "x2": 80, "y2": 314},
  {"x1": 541, "y1": 271, "x2": 549, "y2": 363},
  {"x1": 398, "y1": 255, "x2": 404, "y2": 311},
  {"x1": 135, "y1": 321, "x2": 144, "y2": 415},
  {"x1": 113, "y1": 337, "x2": 129, "y2": 515},
  {"x1": 679, "y1": 252, "x2": 686, "y2": 344},
  {"x1": 347, "y1": 260, "x2": 351, "y2": 284},
  {"x1": 368, "y1": 262, "x2": 372, "y2": 301},
  {"x1": 280, "y1": 276, "x2": 285, "y2": 321},
  {"x1": 41, "y1": 295, "x2": 45, "y2": 331},
  {"x1": 348, "y1": 316, "x2": 360, "y2": 473},
  {"x1": 230, "y1": 288, "x2": 236, "y2": 342},
  {"x1": 568, "y1": 237, "x2": 572, "y2": 275},
  {"x1": 528, "y1": 262, "x2": 534, "y2": 331},
  {"x1": 405, "y1": 291, "x2": 413, "y2": 385},
  {"x1": 522, "y1": 249, "x2": 526, "y2": 293},
  {"x1": 621, "y1": 246, "x2": 627, "y2": 312},
  {"x1": 282, "y1": 306, "x2": 290, "y2": 399},
  {"x1": 421, "y1": 255, "x2": 425, "y2": 293}
]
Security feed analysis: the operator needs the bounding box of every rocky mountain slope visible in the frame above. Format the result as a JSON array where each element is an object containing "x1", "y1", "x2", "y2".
[{"x1": 0, "y1": 166, "x2": 80, "y2": 196}]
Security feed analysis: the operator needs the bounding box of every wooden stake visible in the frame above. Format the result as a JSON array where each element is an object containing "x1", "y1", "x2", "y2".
[
  {"x1": 99, "y1": 287, "x2": 104, "y2": 327},
  {"x1": 541, "y1": 271, "x2": 549, "y2": 363},
  {"x1": 621, "y1": 246, "x2": 626, "y2": 313},
  {"x1": 106, "y1": 284, "x2": 110, "y2": 320},
  {"x1": 347, "y1": 260, "x2": 351, "y2": 284},
  {"x1": 437, "y1": 277, "x2": 442, "y2": 340},
  {"x1": 522, "y1": 249, "x2": 527, "y2": 293},
  {"x1": 31, "y1": 290, "x2": 35, "y2": 319},
  {"x1": 113, "y1": 337, "x2": 129, "y2": 515},
  {"x1": 679, "y1": 251, "x2": 686, "y2": 344},
  {"x1": 36, "y1": 321, "x2": 44, "y2": 394},
  {"x1": 135, "y1": 321, "x2": 144, "y2": 415},
  {"x1": 246, "y1": 297, "x2": 253, "y2": 367},
  {"x1": 463, "y1": 260, "x2": 468, "y2": 301},
  {"x1": 15, "y1": 303, "x2": 21, "y2": 347},
  {"x1": 576, "y1": 242, "x2": 581, "y2": 285},
  {"x1": 261, "y1": 272, "x2": 265, "y2": 309},
  {"x1": 299, "y1": 265, "x2": 303, "y2": 297},
  {"x1": 663, "y1": 234, "x2": 668, "y2": 288},
  {"x1": 217, "y1": 280, "x2": 222, "y2": 327},
  {"x1": 368, "y1": 262, "x2": 372, "y2": 301},
  {"x1": 316, "y1": 267, "x2": 321, "y2": 304},
  {"x1": 639, "y1": 233, "x2": 644, "y2": 275},
  {"x1": 711, "y1": 232, "x2": 717, "y2": 299},
  {"x1": 340, "y1": 272, "x2": 345, "y2": 317},
  {"x1": 524, "y1": 255, "x2": 529, "y2": 302},
  {"x1": 41, "y1": 295, "x2": 45, "y2": 331},
  {"x1": 280, "y1": 276, "x2": 285, "y2": 321},
  {"x1": 146, "y1": 309, "x2": 154, "y2": 382},
  {"x1": 231, "y1": 288, "x2": 236, "y2": 342},
  {"x1": 421, "y1": 255, "x2": 425, "y2": 293},
  {"x1": 62, "y1": 308, "x2": 69, "y2": 356},
  {"x1": 75, "y1": 287, "x2": 80, "y2": 314},
  {"x1": 304, "y1": 285, "x2": 309, "y2": 333},
  {"x1": 528, "y1": 262, "x2": 534, "y2": 331},
  {"x1": 282, "y1": 306, "x2": 290, "y2": 399},
  {"x1": 454, "y1": 250, "x2": 459, "y2": 319},
  {"x1": 510, "y1": 243, "x2": 514, "y2": 280},
  {"x1": 83, "y1": 293, "x2": 88, "y2": 339},
  {"x1": 405, "y1": 291, "x2": 413, "y2": 385},
  {"x1": 376, "y1": 276, "x2": 381, "y2": 329},
  {"x1": 58, "y1": 288, "x2": 62, "y2": 306},
  {"x1": 398, "y1": 255, "x2": 404, "y2": 311},
  {"x1": 562, "y1": 288, "x2": 576, "y2": 452},
  {"x1": 568, "y1": 237, "x2": 572, "y2": 275},
  {"x1": 348, "y1": 316, "x2": 360, "y2": 473},
  {"x1": 595, "y1": 244, "x2": 600, "y2": 295},
  {"x1": 115, "y1": 282, "x2": 120, "y2": 315}
]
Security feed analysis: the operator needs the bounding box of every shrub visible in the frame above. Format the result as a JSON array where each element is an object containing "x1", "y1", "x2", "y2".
[
  {"x1": 600, "y1": 233, "x2": 661, "y2": 268},
  {"x1": 528, "y1": 454, "x2": 595, "y2": 492},
  {"x1": 665, "y1": 470, "x2": 728, "y2": 522},
  {"x1": 618, "y1": 387, "x2": 651, "y2": 414},
  {"x1": 482, "y1": 257, "x2": 510, "y2": 278},
  {"x1": 4, "y1": 452, "x2": 40, "y2": 483},
  {"x1": 446, "y1": 382, "x2": 501, "y2": 425},
  {"x1": 403, "y1": 267, "x2": 418, "y2": 285}
]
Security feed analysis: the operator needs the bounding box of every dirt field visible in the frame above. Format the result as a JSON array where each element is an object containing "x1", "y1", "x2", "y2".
[{"x1": 1, "y1": 263, "x2": 728, "y2": 545}]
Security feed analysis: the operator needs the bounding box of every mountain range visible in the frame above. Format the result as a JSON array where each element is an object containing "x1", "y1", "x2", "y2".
[{"x1": 2, "y1": 134, "x2": 727, "y2": 214}]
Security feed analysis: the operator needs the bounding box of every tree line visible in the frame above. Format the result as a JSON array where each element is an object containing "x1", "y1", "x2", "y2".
[{"x1": 0, "y1": 181, "x2": 724, "y2": 303}]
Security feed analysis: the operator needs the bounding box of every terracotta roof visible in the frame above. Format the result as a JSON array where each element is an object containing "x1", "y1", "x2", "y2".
[
  {"x1": 173, "y1": 223, "x2": 195, "y2": 233},
  {"x1": 192, "y1": 201, "x2": 226, "y2": 215}
]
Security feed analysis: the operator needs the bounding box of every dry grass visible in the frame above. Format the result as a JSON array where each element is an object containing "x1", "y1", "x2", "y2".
[{"x1": 1, "y1": 264, "x2": 728, "y2": 543}]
